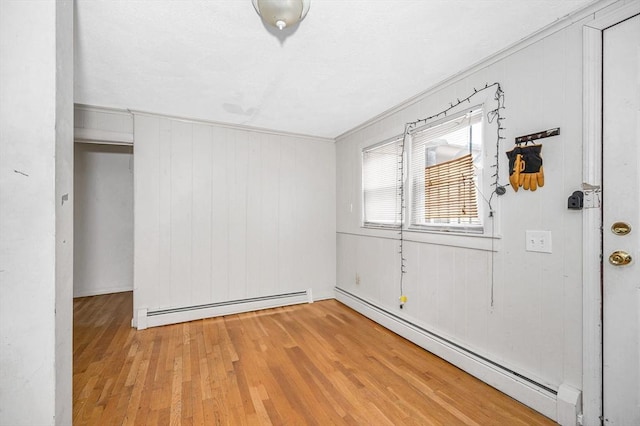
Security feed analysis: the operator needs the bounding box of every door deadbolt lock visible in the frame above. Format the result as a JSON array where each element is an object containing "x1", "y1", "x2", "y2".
[
  {"x1": 611, "y1": 222, "x2": 632, "y2": 236},
  {"x1": 609, "y1": 250, "x2": 632, "y2": 266}
]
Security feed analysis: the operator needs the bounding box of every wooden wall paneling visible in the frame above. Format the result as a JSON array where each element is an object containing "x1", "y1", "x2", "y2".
[
  {"x1": 361, "y1": 237, "x2": 381, "y2": 305},
  {"x1": 291, "y1": 141, "x2": 316, "y2": 292},
  {"x1": 259, "y1": 134, "x2": 281, "y2": 297},
  {"x1": 134, "y1": 115, "x2": 161, "y2": 316},
  {"x1": 134, "y1": 113, "x2": 335, "y2": 323},
  {"x1": 381, "y1": 237, "x2": 396, "y2": 307},
  {"x1": 336, "y1": 233, "x2": 355, "y2": 293},
  {"x1": 464, "y1": 250, "x2": 491, "y2": 353},
  {"x1": 245, "y1": 131, "x2": 266, "y2": 297},
  {"x1": 377, "y1": 237, "x2": 390, "y2": 305},
  {"x1": 210, "y1": 126, "x2": 230, "y2": 303},
  {"x1": 436, "y1": 245, "x2": 456, "y2": 336},
  {"x1": 512, "y1": 33, "x2": 574, "y2": 389},
  {"x1": 485, "y1": 235, "x2": 508, "y2": 374},
  {"x1": 169, "y1": 120, "x2": 193, "y2": 309},
  {"x1": 417, "y1": 243, "x2": 439, "y2": 327},
  {"x1": 191, "y1": 123, "x2": 214, "y2": 305},
  {"x1": 301, "y1": 141, "x2": 336, "y2": 294},
  {"x1": 540, "y1": 262, "x2": 564, "y2": 386},
  {"x1": 381, "y1": 237, "x2": 401, "y2": 309},
  {"x1": 157, "y1": 118, "x2": 173, "y2": 309},
  {"x1": 277, "y1": 139, "x2": 297, "y2": 293},
  {"x1": 355, "y1": 235, "x2": 377, "y2": 302},
  {"x1": 537, "y1": 40, "x2": 569, "y2": 381},
  {"x1": 558, "y1": 21, "x2": 589, "y2": 390},
  {"x1": 506, "y1": 238, "x2": 543, "y2": 373},
  {"x1": 335, "y1": 140, "x2": 350, "y2": 233},
  {"x1": 227, "y1": 131, "x2": 249, "y2": 300},
  {"x1": 352, "y1": 135, "x2": 365, "y2": 232},
  {"x1": 453, "y1": 249, "x2": 469, "y2": 341},
  {"x1": 400, "y1": 240, "x2": 420, "y2": 317}
]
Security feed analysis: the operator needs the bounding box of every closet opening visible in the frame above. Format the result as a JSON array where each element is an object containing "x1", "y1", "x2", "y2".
[{"x1": 73, "y1": 142, "x2": 134, "y2": 299}]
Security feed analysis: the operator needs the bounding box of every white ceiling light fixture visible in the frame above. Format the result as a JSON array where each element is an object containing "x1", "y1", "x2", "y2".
[{"x1": 251, "y1": 0, "x2": 311, "y2": 31}]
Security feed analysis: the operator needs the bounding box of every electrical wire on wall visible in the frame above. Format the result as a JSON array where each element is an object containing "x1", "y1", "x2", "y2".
[
  {"x1": 397, "y1": 83, "x2": 506, "y2": 309},
  {"x1": 486, "y1": 84, "x2": 507, "y2": 307},
  {"x1": 396, "y1": 124, "x2": 409, "y2": 308}
]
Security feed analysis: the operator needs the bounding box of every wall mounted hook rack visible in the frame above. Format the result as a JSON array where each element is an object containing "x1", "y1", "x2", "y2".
[{"x1": 515, "y1": 127, "x2": 560, "y2": 145}]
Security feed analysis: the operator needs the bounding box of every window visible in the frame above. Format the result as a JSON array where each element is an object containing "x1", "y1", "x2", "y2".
[
  {"x1": 362, "y1": 137, "x2": 403, "y2": 227},
  {"x1": 362, "y1": 107, "x2": 484, "y2": 233},
  {"x1": 409, "y1": 108, "x2": 483, "y2": 231}
]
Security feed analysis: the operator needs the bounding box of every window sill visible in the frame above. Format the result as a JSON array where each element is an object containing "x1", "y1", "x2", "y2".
[
  {"x1": 357, "y1": 224, "x2": 500, "y2": 252},
  {"x1": 408, "y1": 224, "x2": 484, "y2": 235}
]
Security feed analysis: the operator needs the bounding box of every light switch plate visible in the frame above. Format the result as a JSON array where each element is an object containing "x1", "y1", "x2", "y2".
[{"x1": 526, "y1": 230, "x2": 552, "y2": 253}]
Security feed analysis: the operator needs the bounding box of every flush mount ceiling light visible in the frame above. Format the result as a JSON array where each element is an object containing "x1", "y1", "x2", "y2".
[{"x1": 251, "y1": 0, "x2": 311, "y2": 31}]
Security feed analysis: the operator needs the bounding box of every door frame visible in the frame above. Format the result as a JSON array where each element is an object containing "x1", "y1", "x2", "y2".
[{"x1": 582, "y1": 3, "x2": 640, "y2": 425}]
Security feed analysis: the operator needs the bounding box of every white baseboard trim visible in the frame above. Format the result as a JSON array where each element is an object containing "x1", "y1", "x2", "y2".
[
  {"x1": 335, "y1": 287, "x2": 558, "y2": 421},
  {"x1": 73, "y1": 286, "x2": 133, "y2": 298},
  {"x1": 557, "y1": 383, "x2": 582, "y2": 426},
  {"x1": 136, "y1": 289, "x2": 315, "y2": 330},
  {"x1": 309, "y1": 287, "x2": 335, "y2": 302}
]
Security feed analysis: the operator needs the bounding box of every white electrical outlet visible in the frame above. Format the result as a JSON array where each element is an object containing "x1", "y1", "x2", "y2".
[{"x1": 525, "y1": 230, "x2": 552, "y2": 253}]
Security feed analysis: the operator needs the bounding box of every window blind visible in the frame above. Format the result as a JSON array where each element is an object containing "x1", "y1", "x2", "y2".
[
  {"x1": 362, "y1": 137, "x2": 403, "y2": 227},
  {"x1": 424, "y1": 154, "x2": 478, "y2": 219}
]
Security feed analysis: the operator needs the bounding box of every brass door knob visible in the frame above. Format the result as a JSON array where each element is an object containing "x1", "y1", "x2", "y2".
[{"x1": 609, "y1": 250, "x2": 632, "y2": 266}]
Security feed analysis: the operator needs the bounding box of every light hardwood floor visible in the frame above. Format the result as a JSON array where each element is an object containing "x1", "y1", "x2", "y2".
[{"x1": 73, "y1": 292, "x2": 556, "y2": 425}]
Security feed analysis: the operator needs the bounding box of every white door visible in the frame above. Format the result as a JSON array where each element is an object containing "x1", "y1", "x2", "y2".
[{"x1": 602, "y1": 13, "x2": 640, "y2": 425}]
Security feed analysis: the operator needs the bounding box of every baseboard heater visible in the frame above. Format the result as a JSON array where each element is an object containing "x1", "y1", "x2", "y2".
[
  {"x1": 136, "y1": 289, "x2": 313, "y2": 330},
  {"x1": 334, "y1": 287, "x2": 559, "y2": 420}
]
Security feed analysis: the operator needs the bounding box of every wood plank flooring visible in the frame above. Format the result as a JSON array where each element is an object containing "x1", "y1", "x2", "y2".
[{"x1": 73, "y1": 292, "x2": 556, "y2": 425}]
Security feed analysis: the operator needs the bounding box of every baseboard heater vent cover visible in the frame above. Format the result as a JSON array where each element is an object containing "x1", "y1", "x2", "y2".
[{"x1": 136, "y1": 289, "x2": 313, "y2": 329}]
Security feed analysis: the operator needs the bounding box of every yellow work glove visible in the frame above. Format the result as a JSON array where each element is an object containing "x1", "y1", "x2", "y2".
[
  {"x1": 517, "y1": 145, "x2": 544, "y2": 191},
  {"x1": 505, "y1": 147, "x2": 524, "y2": 192}
]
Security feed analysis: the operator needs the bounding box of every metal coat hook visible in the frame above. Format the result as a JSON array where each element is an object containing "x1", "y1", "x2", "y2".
[{"x1": 515, "y1": 127, "x2": 560, "y2": 145}]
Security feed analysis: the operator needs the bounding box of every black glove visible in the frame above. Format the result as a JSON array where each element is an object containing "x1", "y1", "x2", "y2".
[{"x1": 518, "y1": 145, "x2": 544, "y2": 191}]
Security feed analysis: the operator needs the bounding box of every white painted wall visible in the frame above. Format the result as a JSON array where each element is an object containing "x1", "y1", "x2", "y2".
[
  {"x1": 55, "y1": 1, "x2": 74, "y2": 424},
  {"x1": 74, "y1": 143, "x2": 134, "y2": 297},
  {"x1": 133, "y1": 114, "x2": 336, "y2": 322},
  {"x1": 335, "y1": 9, "x2": 600, "y2": 421},
  {"x1": 0, "y1": 1, "x2": 73, "y2": 425}
]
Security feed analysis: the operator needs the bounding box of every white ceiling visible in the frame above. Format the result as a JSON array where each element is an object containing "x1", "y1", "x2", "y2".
[{"x1": 74, "y1": 0, "x2": 594, "y2": 139}]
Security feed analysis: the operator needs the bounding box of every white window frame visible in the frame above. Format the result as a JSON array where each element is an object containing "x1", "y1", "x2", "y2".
[
  {"x1": 407, "y1": 106, "x2": 485, "y2": 234},
  {"x1": 361, "y1": 135, "x2": 404, "y2": 229},
  {"x1": 362, "y1": 105, "x2": 490, "y2": 237}
]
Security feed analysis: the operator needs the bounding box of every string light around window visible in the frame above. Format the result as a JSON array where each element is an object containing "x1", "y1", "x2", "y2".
[{"x1": 397, "y1": 83, "x2": 506, "y2": 309}]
